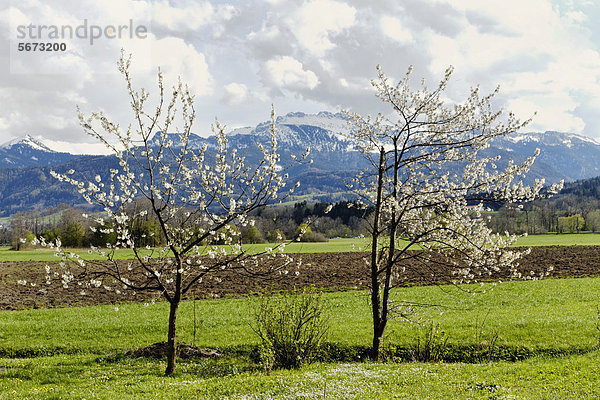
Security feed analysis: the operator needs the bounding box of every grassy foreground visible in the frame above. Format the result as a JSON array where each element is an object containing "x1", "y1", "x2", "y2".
[
  {"x1": 2, "y1": 352, "x2": 600, "y2": 399},
  {"x1": 2, "y1": 277, "x2": 600, "y2": 398},
  {"x1": 2, "y1": 233, "x2": 600, "y2": 262}
]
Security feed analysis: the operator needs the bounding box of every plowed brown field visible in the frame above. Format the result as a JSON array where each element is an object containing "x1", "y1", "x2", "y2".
[{"x1": 2, "y1": 246, "x2": 600, "y2": 310}]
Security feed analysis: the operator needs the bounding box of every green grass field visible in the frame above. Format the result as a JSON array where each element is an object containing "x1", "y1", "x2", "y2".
[
  {"x1": 1, "y1": 233, "x2": 600, "y2": 262},
  {"x1": 2, "y1": 277, "x2": 600, "y2": 398},
  {"x1": 516, "y1": 233, "x2": 600, "y2": 246},
  {"x1": 2, "y1": 278, "x2": 599, "y2": 354}
]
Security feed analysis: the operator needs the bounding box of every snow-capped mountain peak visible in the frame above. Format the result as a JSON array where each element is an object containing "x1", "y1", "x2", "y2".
[
  {"x1": 0, "y1": 134, "x2": 77, "y2": 168},
  {"x1": 227, "y1": 111, "x2": 351, "y2": 152},
  {"x1": 0, "y1": 134, "x2": 56, "y2": 153},
  {"x1": 505, "y1": 131, "x2": 600, "y2": 146}
]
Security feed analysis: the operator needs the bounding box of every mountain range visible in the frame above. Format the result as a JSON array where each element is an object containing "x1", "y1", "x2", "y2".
[{"x1": 2, "y1": 111, "x2": 600, "y2": 216}]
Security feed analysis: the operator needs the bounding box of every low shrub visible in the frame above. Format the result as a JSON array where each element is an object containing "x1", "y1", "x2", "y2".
[{"x1": 251, "y1": 286, "x2": 329, "y2": 370}]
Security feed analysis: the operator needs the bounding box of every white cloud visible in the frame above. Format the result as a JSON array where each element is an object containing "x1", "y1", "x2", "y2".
[
  {"x1": 151, "y1": 37, "x2": 213, "y2": 96},
  {"x1": 146, "y1": 0, "x2": 237, "y2": 33},
  {"x1": 380, "y1": 16, "x2": 413, "y2": 43},
  {"x1": 289, "y1": 0, "x2": 356, "y2": 56},
  {"x1": 264, "y1": 56, "x2": 319, "y2": 90},
  {"x1": 43, "y1": 138, "x2": 114, "y2": 155},
  {"x1": 114, "y1": 35, "x2": 213, "y2": 98},
  {"x1": 46, "y1": 115, "x2": 70, "y2": 130},
  {"x1": 150, "y1": 0, "x2": 215, "y2": 31},
  {"x1": 508, "y1": 97, "x2": 585, "y2": 133},
  {"x1": 222, "y1": 82, "x2": 248, "y2": 105},
  {"x1": 62, "y1": 90, "x2": 87, "y2": 104},
  {"x1": 565, "y1": 10, "x2": 587, "y2": 23},
  {"x1": 0, "y1": 6, "x2": 30, "y2": 27},
  {"x1": 0, "y1": 0, "x2": 216, "y2": 145},
  {"x1": 247, "y1": 21, "x2": 280, "y2": 41},
  {"x1": 0, "y1": 117, "x2": 9, "y2": 130}
]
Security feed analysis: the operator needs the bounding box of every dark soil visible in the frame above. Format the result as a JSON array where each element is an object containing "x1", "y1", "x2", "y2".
[{"x1": 2, "y1": 246, "x2": 600, "y2": 310}]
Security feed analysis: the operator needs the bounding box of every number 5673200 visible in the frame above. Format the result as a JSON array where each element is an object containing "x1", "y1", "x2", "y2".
[{"x1": 17, "y1": 42, "x2": 67, "y2": 51}]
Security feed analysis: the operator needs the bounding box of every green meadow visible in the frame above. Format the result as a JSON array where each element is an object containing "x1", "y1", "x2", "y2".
[{"x1": 2, "y1": 277, "x2": 600, "y2": 398}]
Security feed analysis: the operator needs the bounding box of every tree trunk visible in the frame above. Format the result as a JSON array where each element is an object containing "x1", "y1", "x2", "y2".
[
  {"x1": 371, "y1": 292, "x2": 382, "y2": 360},
  {"x1": 370, "y1": 147, "x2": 386, "y2": 360},
  {"x1": 165, "y1": 299, "x2": 179, "y2": 376},
  {"x1": 372, "y1": 319, "x2": 388, "y2": 360}
]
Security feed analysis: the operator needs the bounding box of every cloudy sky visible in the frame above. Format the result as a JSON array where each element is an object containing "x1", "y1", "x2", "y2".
[{"x1": 1, "y1": 0, "x2": 600, "y2": 153}]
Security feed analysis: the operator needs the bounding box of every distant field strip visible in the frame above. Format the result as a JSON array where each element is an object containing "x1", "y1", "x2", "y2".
[{"x1": 1, "y1": 234, "x2": 600, "y2": 262}]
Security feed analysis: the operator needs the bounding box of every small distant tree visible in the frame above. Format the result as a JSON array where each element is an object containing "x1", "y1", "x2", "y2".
[
  {"x1": 294, "y1": 223, "x2": 312, "y2": 239},
  {"x1": 557, "y1": 216, "x2": 569, "y2": 233},
  {"x1": 242, "y1": 225, "x2": 264, "y2": 244},
  {"x1": 586, "y1": 210, "x2": 600, "y2": 232},
  {"x1": 558, "y1": 214, "x2": 585, "y2": 233},
  {"x1": 347, "y1": 65, "x2": 562, "y2": 359},
  {"x1": 0, "y1": 224, "x2": 10, "y2": 246},
  {"x1": 574, "y1": 214, "x2": 585, "y2": 232},
  {"x1": 10, "y1": 213, "x2": 37, "y2": 250},
  {"x1": 41, "y1": 227, "x2": 61, "y2": 244},
  {"x1": 131, "y1": 218, "x2": 162, "y2": 247},
  {"x1": 60, "y1": 221, "x2": 86, "y2": 247},
  {"x1": 88, "y1": 221, "x2": 117, "y2": 247},
  {"x1": 294, "y1": 223, "x2": 327, "y2": 242},
  {"x1": 56, "y1": 207, "x2": 87, "y2": 247},
  {"x1": 10, "y1": 212, "x2": 26, "y2": 251},
  {"x1": 32, "y1": 52, "x2": 306, "y2": 375},
  {"x1": 266, "y1": 229, "x2": 286, "y2": 242}
]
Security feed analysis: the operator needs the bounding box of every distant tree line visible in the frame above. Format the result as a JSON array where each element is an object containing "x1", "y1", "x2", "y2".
[
  {"x1": 6, "y1": 203, "x2": 164, "y2": 250},
  {"x1": 8, "y1": 175, "x2": 600, "y2": 249},
  {"x1": 487, "y1": 180, "x2": 600, "y2": 234},
  {"x1": 7, "y1": 192, "x2": 600, "y2": 249},
  {"x1": 4, "y1": 200, "x2": 369, "y2": 249}
]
